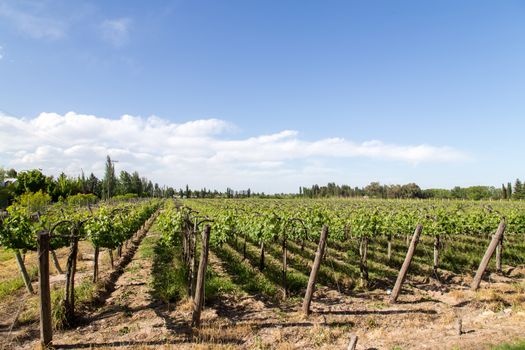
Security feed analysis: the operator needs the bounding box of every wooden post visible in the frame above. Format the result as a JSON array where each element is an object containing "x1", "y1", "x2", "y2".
[
  {"x1": 192, "y1": 224, "x2": 211, "y2": 328},
  {"x1": 471, "y1": 219, "x2": 506, "y2": 291},
  {"x1": 433, "y1": 234, "x2": 440, "y2": 275},
  {"x1": 259, "y1": 241, "x2": 265, "y2": 271},
  {"x1": 64, "y1": 237, "x2": 79, "y2": 326},
  {"x1": 50, "y1": 250, "x2": 64, "y2": 274},
  {"x1": 347, "y1": 334, "x2": 358, "y2": 350},
  {"x1": 38, "y1": 231, "x2": 52, "y2": 348},
  {"x1": 15, "y1": 250, "x2": 34, "y2": 294},
  {"x1": 92, "y1": 246, "x2": 99, "y2": 283},
  {"x1": 390, "y1": 224, "x2": 423, "y2": 304},
  {"x1": 496, "y1": 232, "x2": 504, "y2": 274},
  {"x1": 359, "y1": 236, "x2": 369, "y2": 287},
  {"x1": 302, "y1": 225, "x2": 329, "y2": 316},
  {"x1": 456, "y1": 318, "x2": 463, "y2": 336},
  {"x1": 282, "y1": 235, "x2": 288, "y2": 299}
]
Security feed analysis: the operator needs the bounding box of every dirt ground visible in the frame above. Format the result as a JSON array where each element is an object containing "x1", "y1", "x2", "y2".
[{"x1": 1, "y1": 225, "x2": 524, "y2": 350}]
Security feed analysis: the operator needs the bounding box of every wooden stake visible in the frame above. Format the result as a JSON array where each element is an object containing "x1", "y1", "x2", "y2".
[
  {"x1": 38, "y1": 231, "x2": 52, "y2": 348},
  {"x1": 92, "y1": 246, "x2": 99, "y2": 283},
  {"x1": 359, "y1": 236, "x2": 369, "y2": 287},
  {"x1": 302, "y1": 225, "x2": 329, "y2": 316},
  {"x1": 456, "y1": 318, "x2": 463, "y2": 336},
  {"x1": 496, "y1": 232, "x2": 504, "y2": 274},
  {"x1": 347, "y1": 334, "x2": 358, "y2": 350},
  {"x1": 390, "y1": 224, "x2": 423, "y2": 304},
  {"x1": 433, "y1": 234, "x2": 440, "y2": 276},
  {"x1": 192, "y1": 225, "x2": 211, "y2": 328},
  {"x1": 50, "y1": 250, "x2": 64, "y2": 274},
  {"x1": 15, "y1": 250, "x2": 34, "y2": 294},
  {"x1": 259, "y1": 241, "x2": 265, "y2": 271},
  {"x1": 471, "y1": 219, "x2": 506, "y2": 291},
  {"x1": 282, "y1": 235, "x2": 288, "y2": 299}
]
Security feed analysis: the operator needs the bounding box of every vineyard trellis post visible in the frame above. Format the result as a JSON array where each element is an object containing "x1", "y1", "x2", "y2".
[
  {"x1": 192, "y1": 224, "x2": 211, "y2": 328},
  {"x1": 471, "y1": 219, "x2": 506, "y2": 291},
  {"x1": 433, "y1": 234, "x2": 440, "y2": 277},
  {"x1": 390, "y1": 224, "x2": 423, "y2": 303},
  {"x1": 302, "y1": 225, "x2": 328, "y2": 316},
  {"x1": 259, "y1": 241, "x2": 265, "y2": 271},
  {"x1": 37, "y1": 230, "x2": 52, "y2": 348},
  {"x1": 50, "y1": 250, "x2": 63, "y2": 274},
  {"x1": 347, "y1": 334, "x2": 358, "y2": 350},
  {"x1": 15, "y1": 250, "x2": 34, "y2": 294},
  {"x1": 282, "y1": 234, "x2": 287, "y2": 299},
  {"x1": 495, "y1": 232, "x2": 504, "y2": 274},
  {"x1": 92, "y1": 246, "x2": 99, "y2": 282},
  {"x1": 359, "y1": 236, "x2": 369, "y2": 287}
]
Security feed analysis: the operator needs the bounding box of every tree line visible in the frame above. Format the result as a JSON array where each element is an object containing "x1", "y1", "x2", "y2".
[
  {"x1": 0, "y1": 156, "x2": 176, "y2": 208},
  {"x1": 299, "y1": 179, "x2": 525, "y2": 200}
]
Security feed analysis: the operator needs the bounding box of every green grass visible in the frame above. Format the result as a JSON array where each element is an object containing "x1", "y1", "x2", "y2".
[
  {"x1": 0, "y1": 266, "x2": 38, "y2": 299},
  {"x1": 213, "y1": 243, "x2": 279, "y2": 298},
  {"x1": 205, "y1": 268, "x2": 240, "y2": 302},
  {"x1": 51, "y1": 279, "x2": 96, "y2": 330},
  {"x1": 492, "y1": 340, "x2": 525, "y2": 350},
  {"x1": 0, "y1": 248, "x2": 14, "y2": 262},
  {"x1": 150, "y1": 238, "x2": 188, "y2": 303},
  {"x1": 141, "y1": 231, "x2": 190, "y2": 303}
]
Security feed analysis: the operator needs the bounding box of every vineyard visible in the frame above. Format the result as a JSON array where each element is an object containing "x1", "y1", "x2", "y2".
[{"x1": 0, "y1": 198, "x2": 524, "y2": 349}]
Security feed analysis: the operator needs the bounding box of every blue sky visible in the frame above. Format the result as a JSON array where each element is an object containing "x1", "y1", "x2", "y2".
[{"x1": 1, "y1": 0, "x2": 525, "y2": 193}]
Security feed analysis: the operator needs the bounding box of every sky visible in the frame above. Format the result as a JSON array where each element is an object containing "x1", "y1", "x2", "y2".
[{"x1": 1, "y1": 0, "x2": 525, "y2": 193}]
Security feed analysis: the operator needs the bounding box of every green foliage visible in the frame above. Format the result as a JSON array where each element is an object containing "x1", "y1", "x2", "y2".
[
  {"x1": 492, "y1": 340, "x2": 525, "y2": 350},
  {"x1": 66, "y1": 193, "x2": 98, "y2": 206},
  {"x1": 14, "y1": 169, "x2": 49, "y2": 195}
]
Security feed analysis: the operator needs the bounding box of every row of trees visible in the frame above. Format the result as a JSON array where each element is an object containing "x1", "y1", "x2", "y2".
[
  {"x1": 299, "y1": 182, "x2": 426, "y2": 199},
  {"x1": 502, "y1": 179, "x2": 525, "y2": 200},
  {"x1": 0, "y1": 156, "x2": 176, "y2": 207},
  {"x1": 299, "y1": 181, "x2": 523, "y2": 200}
]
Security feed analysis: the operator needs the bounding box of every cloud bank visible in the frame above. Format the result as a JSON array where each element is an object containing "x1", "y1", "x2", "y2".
[{"x1": 0, "y1": 112, "x2": 467, "y2": 192}]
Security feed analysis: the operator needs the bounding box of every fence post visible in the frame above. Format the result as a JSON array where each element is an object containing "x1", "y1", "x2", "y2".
[
  {"x1": 38, "y1": 230, "x2": 52, "y2": 348},
  {"x1": 192, "y1": 224, "x2": 211, "y2": 328},
  {"x1": 390, "y1": 224, "x2": 423, "y2": 303},
  {"x1": 302, "y1": 225, "x2": 329, "y2": 316},
  {"x1": 471, "y1": 219, "x2": 506, "y2": 291}
]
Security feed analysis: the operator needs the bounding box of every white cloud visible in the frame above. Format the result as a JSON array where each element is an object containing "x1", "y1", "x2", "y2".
[
  {"x1": 0, "y1": 2, "x2": 65, "y2": 39},
  {"x1": 0, "y1": 112, "x2": 468, "y2": 192},
  {"x1": 100, "y1": 18, "x2": 131, "y2": 47}
]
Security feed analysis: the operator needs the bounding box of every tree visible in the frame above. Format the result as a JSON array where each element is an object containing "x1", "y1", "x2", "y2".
[
  {"x1": 86, "y1": 173, "x2": 101, "y2": 197},
  {"x1": 53, "y1": 172, "x2": 78, "y2": 200},
  {"x1": 502, "y1": 184, "x2": 507, "y2": 199},
  {"x1": 364, "y1": 182, "x2": 383, "y2": 198},
  {"x1": 131, "y1": 171, "x2": 142, "y2": 196},
  {"x1": 103, "y1": 156, "x2": 117, "y2": 199},
  {"x1": 513, "y1": 179, "x2": 524, "y2": 199},
  {"x1": 117, "y1": 171, "x2": 133, "y2": 195},
  {"x1": 507, "y1": 182, "x2": 512, "y2": 199},
  {"x1": 6, "y1": 169, "x2": 17, "y2": 178},
  {"x1": 14, "y1": 169, "x2": 48, "y2": 195},
  {"x1": 451, "y1": 186, "x2": 467, "y2": 199}
]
